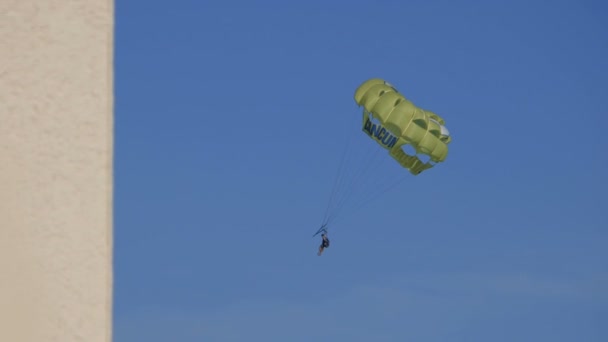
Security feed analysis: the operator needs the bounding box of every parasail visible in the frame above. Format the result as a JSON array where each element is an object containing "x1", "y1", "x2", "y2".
[
  {"x1": 354, "y1": 78, "x2": 451, "y2": 175},
  {"x1": 318, "y1": 78, "x2": 452, "y2": 231}
]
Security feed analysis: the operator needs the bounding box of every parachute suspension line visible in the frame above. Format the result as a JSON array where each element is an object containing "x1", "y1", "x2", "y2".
[
  {"x1": 321, "y1": 138, "x2": 355, "y2": 227},
  {"x1": 325, "y1": 155, "x2": 404, "y2": 226},
  {"x1": 326, "y1": 165, "x2": 410, "y2": 227},
  {"x1": 320, "y1": 116, "x2": 357, "y2": 227},
  {"x1": 324, "y1": 134, "x2": 416, "y2": 226},
  {"x1": 322, "y1": 132, "x2": 369, "y2": 226},
  {"x1": 321, "y1": 111, "x2": 406, "y2": 227},
  {"x1": 324, "y1": 144, "x2": 385, "y2": 225},
  {"x1": 320, "y1": 149, "x2": 345, "y2": 226},
  {"x1": 344, "y1": 171, "x2": 409, "y2": 221}
]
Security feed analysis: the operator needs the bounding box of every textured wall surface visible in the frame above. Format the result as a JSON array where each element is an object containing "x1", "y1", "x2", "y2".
[{"x1": 0, "y1": 1, "x2": 113, "y2": 341}]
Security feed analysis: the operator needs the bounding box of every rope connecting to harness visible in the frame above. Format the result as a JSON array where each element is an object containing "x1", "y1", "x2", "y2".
[{"x1": 312, "y1": 225, "x2": 328, "y2": 237}]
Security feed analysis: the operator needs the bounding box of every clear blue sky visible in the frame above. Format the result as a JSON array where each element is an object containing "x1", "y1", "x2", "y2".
[{"x1": 113, "y1": 0, "x2": 607, "y2": 341}]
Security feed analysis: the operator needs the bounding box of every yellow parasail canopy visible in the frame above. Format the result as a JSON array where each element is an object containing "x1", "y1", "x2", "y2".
[{"x1": 354, "y1": 78, "x2": 451, "y2": 175}]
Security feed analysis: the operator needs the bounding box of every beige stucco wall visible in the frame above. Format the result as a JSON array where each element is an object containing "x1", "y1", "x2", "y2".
[{"x1": 1, "y1": 1, "x2": 114, "y2": 341}]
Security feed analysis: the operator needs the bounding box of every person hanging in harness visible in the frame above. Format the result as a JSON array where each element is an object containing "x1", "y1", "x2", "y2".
[{"x1": 318, "y1": 232, "x2": 330, "y2": 256}]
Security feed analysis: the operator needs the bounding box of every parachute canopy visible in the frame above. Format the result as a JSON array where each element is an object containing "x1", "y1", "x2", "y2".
[{"x1": 354, "y1": 78, "x2": 451, "y2": 175}]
